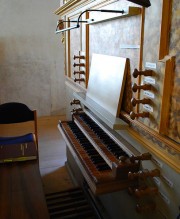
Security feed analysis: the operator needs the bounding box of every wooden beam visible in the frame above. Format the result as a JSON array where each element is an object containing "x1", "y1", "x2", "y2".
[
  {"x1": 159, "y1": 0, "x2": 172, "y2": 60},
  {"x1": 159, "y1": 56, "x2": 175, "y2": 135}
]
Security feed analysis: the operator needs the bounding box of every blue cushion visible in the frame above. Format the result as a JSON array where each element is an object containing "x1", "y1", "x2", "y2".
[{"x1": 0, "y1": 133, "x2": 34, "y2": 145}]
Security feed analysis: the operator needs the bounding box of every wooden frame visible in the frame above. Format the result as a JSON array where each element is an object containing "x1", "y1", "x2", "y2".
[
  {"x1": 33, "y1": 110, "x2": 38, "y2": 147},
  {"x1": 159, "y1": 57, "x2": 175, "y2": 135},
  {"x1": 159, "y1": 0, "x2": 173, "y2": 60}
]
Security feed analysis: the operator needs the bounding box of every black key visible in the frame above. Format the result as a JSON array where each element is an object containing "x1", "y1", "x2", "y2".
[
  {"x1": 92, "y1": 158, "x2": 105, "y2": 164},
  {"x1": 96, "y1": 164, "x2": 110, "y2": 171}
]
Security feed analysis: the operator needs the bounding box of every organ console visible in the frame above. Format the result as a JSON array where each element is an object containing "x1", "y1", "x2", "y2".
[
  {"x1": 131, "y1": 97, "x2": 151, "y2": 107},
  {"x1": 130, "y1": 111, "x2": 149, "y2": 120},
  {"x1": 132, "y1": 68, "x2": 153, "y2": 78},
  {"x1": 58, "y1": 110, "x2": 155, "y2": 194},
  {"x1": 55, "y1": 0, "x2": 179, "y2": 218},
  {"x1": 132, "y1": 83, "x2": 152, "y2": 92}
]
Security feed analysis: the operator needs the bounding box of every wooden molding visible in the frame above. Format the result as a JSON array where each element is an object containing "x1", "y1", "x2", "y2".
[
  {"x1": 121, "y1": 111, "x2": 180, "y2": 153},
  {"x1": 54, "y1": 0, "x2": 81, "y2": 15},
  {"x1": 136, "y1": 7, "x2": 145, "y2": 113},
  {"x1": 67, "y1": 18, "x2": 71, "y2": 77},
  {"x1": 120, "y1": 113, "x2": 180, "y2": 173},
  {"x1": 128, "y1": 127, "x2": 180, "y2": 173},
  {"x1": 54, "y1": 0, "x2": 96, "y2": 16},
  {"x1": 159, "y1": 56, "x2": 175, "y2": 135},
  {"x1": 85, "y1": 12, "x2": 90, "y2": 88},
  {"x1": 139, "y1": 7, "x2": 145, "y2": 71},
  {"x1": 159, "y1": 0, "x2": 172, "y2": 60}
]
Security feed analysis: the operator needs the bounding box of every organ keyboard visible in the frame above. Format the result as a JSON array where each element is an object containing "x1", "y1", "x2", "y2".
[{"x1": 58, "y1": 112, "x2": 142, "y2": 195}]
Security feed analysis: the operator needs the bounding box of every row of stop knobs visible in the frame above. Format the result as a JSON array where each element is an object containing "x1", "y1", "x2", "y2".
[
  {"x1": 73, "y1": 54, "x2": 85, "y2": 83},
  {"x1": 128, "y1": 152, "x2": 160, "y2": 213},
  {"x1": 128, "y1": 168, "x2": 160, "y2": 213},
  {"x1": 70, "y1": 99, "x2": 83, "y2": 114},
  {"x1": 130, "y1": 68, "x2": 153, "y2": 120}
]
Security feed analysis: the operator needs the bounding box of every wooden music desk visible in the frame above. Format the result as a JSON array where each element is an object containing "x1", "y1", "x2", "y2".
[{"x1": 0, "y1": 160, "x2": 49, "y2": 219}]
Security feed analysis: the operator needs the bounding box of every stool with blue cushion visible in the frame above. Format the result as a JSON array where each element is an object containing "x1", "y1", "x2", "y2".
[{"x1": 0, "y1": 102, "x2": 38, "y2": 163}]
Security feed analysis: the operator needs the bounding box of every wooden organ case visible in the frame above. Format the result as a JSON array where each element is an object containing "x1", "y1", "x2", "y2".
[{"x1": 55, "y1": 1, "x2": 180, "y2": 219}]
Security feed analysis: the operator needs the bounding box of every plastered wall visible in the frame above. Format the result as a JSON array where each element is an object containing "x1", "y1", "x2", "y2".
[{"x1": 0, "y1": 0, "x2": 66, "y2": 116}]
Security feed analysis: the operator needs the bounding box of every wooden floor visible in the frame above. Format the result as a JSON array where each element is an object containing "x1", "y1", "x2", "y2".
[
  {"x1": 38, "y1": 117, "x2": 100, "y2": 219},
  {"x1": 0, "y1": 115, "x2": 103, "y2": 219},
  {"x1": 38, "y1": 115, "x2": 75, "y2": 194}
]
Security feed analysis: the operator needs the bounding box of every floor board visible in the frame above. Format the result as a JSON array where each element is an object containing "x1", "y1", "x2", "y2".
[{"x1": 38, "y1": 115, "x2": 75, "y2": 194}]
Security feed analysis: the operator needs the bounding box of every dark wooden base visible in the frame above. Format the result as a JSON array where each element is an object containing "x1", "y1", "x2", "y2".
[{"x1": 0, "y1": 160, "x2": 49, "y2": 219}]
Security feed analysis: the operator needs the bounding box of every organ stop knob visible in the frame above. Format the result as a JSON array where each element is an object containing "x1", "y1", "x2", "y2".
[
  {"x1": 73, "y1": 55, "x2": 85, "y2": 60},
  {"x1": 71, "y1": 108, "x2": 83, "y2": 114},
  {"x1": 130, "y1": 111, "x2": 149, "y2": 120},
  {"x1": 74, "y1": 78, "x2": 85, "y2": 82},
  {"x1": 135, "y1": 187, "x2": 158, "y2": 198},
  {"x1": 130, "y1": 152, "x2": 152, "y2": 163},
  {"x1": 132, "y1": 83, "x2": 152, "y2": 92},
  {"x1": 73, "y1": 63, "x2": 85, "y2": 67},
  {"x1": 131, "y1": 97, "x2": 150, "y2": 107},
  {"x1": 128, "y1": 169, "x2": 160, "y2": 180},
  {"x1": 70, "y1": 99, "x2": 80, "y2": 105},
  {"x1": 132, "y1": 68, "x2": 153, "y2": 78}
]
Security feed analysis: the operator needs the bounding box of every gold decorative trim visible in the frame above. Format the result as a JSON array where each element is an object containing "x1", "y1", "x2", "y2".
[
  {"x1": 54, "y1": 0, "x2": 96, "y2": 16},
  {"x1": 89, "y1": 0, "x2": 119, "y2": 10},
  {"x1": 54, "y1": 0, "x2": 119, "y2": 16},
  {"x1": 64, "y1": 0, "x2": 71, "y2": 3},
  {"x1": 54, "y1": 0, "x2": 81, "y2": 15},
  {"x1": 121, "y1": 111, "x2": 180, "y2": 153},
  {"x1": 128, "y1": 127, "x2": 180, "y2": 173},
  {"x1": 121, "y1": 111, "x2": 180, "y2": 172}
]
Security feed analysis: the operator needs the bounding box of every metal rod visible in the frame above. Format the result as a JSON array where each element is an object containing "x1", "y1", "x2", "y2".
[
  {"x1": 55, "y1": 25, "x2": 78, "y2": 34},
  {"x1": 55, "y1": 9, "x2": 124, "y2": 33},
  {"x1": 76, "y1": 9, "x2": 125, "y2": 27},
  {"x1": 61, "y1": 20, "x2": 89, "y2": 23}
]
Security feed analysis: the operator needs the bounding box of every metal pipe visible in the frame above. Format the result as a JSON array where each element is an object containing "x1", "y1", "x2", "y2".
[{"x1": 56, "y1": 9, "x2": 124, "y2": 33}]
